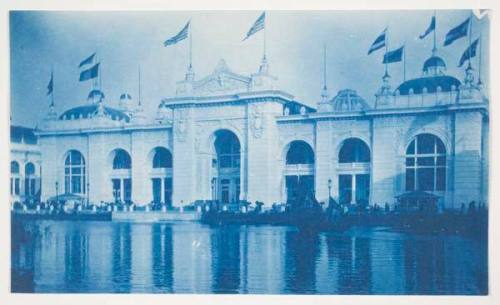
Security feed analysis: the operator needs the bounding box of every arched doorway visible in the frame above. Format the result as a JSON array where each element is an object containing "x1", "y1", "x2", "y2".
[
  {"x1": 109, "y1": 148, "x2": 132, "y2": 203},
  {"x1": 150, "y1": 147, "x2": 173, "y2": 207},
  {"x1": 212, "y1": 130, "x2": 241, "y2": 205},
  {"x1": 337, "y1": 138, "x2": 371, "y2": 206},
  {"x1": 284, "y1": 140, "x2": 315, "y2": 208}
]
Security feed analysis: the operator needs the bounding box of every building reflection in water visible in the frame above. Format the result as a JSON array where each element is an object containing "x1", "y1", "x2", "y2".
[
  {"x1": 112, "y1": 223, "x2": 132, "y2": 292},
  {"x1": 210, "y1": 225, "x2": 241, "y2": 293},
  {"x1": 151, "y1": 224, "x2": 173, "y2": 292},
  {"x1": 11, "y1": 221, "x2": 488, "y2": 294},
  {"x1": 171, "y1": 223, "x2": 212, "y2": 293},
  {"x1": 324, "y1": 230, "x2": 372, "y2": 294},
  {"x1": 64, "y1": 227, "x2": 89, "y2": 290},
  {"x1": 283, "y1": 229, "x2": 320, "y2": 294}
]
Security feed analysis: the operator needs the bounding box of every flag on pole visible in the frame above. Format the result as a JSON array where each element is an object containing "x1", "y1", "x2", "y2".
[
  {"x1": 419, "y1": 16, "x2": 436, "y2": 39},
  {"x1": 243, "y1": 12, "x2": 265, "y2": 41},
  {"x1": 383, "y1": 46, "x2": 404, "y2": 64},
  {"x1": 79, "y1": 63, "x2": 100, "y2": 81},
  {"x1": 79, "y1": 52, "x2": 96, "y2": 68},
  {"x1": 368, "y1": 29, "x2": 387, "y2": 55},
  {"x1": 164, "y1": 21, "x2": 190, "y2": 46},
  {"x1": 458, "y1": 38, "x2": 479, "y2": 67},
  {"x1": 47, "y1": 71, "x2": 53, "y2": 96},
  {"x1": 444, "y1": 18, "x2": 470, "y2": 46},
  {"x1": 473, "y1": 9, "x2": 489, "y2": 20}
]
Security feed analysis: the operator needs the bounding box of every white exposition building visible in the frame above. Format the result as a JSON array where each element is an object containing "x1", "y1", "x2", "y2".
[{"x1": 34, "y1": 51, "x2": 489, "y2": 209}]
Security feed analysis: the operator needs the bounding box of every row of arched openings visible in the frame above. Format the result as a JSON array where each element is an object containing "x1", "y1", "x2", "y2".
[
  {"x1": 62, "y1": 147, "x2": 173, "y2": 204},
  {"x1": 284, "y1": 133, "x2": 446, "y2": 206},
  {"x1": 10, "y1": 161, "x2": 37, "y2": 196}
]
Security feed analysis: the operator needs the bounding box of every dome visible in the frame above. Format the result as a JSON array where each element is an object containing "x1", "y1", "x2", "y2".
[
  {"x1": 59, "y1": 104, "x2": 130, "y2": 122},
  {"x1": 396, "y1": 75, "x2": 461, "y2": 95},
  {"x1": 423, "y1": 56, "x2": 446, "y2": 72},
  {"x1": 120, "y1": 93, "x2": 132, "y2": 100},
  {"x1": 331, "y1": 89, "x2": 370, "y2": 112},
  {"x1": 88, "y1": 89, "x2": 105, "y2": 101}
]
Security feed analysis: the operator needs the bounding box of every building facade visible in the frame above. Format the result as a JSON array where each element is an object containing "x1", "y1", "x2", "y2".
[{"x1": 34, "y1": 55, "x2": 489, "y2": 209}]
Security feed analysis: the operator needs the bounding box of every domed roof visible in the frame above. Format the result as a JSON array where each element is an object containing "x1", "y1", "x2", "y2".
[
  {"x1": 59, "y1": 104, "x2": 130, "y2": 122},
  {"x1": 396, "y1": 75, "x2": 461, "y2": 95},
  {"x1": 88, "y1": 89, "x2": 105, "y2": 100},
  {"x1": 423, "y1": 56, "x2": 446, "y2": 72},
  {"x1": 120, "y1": 93, "x2": 132, "y2": 100},
  {"x1": 331, "y1": 89, "x2": 370, "y2": 112}
]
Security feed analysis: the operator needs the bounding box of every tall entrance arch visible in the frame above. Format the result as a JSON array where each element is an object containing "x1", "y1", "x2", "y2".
[
  {"x1": 284, "y1": 140, "x2": 315, "y2": 208},
  {"x1": 212, "y1": 130, "x2": 241, "y2": 205}
]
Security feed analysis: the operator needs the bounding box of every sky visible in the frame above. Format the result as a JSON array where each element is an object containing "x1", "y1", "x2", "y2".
[{"x1": 9, "y1": 10, "x2": 490, "y2": 127}]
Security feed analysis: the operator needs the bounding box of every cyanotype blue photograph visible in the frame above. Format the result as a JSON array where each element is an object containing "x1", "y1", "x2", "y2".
[{"x1": 10, "y1": 10, "x2": 489, "y2": 294}]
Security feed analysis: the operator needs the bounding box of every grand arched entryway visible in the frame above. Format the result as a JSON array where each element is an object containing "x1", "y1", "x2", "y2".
[
  {"x1": 211, "y1": 130, "x2": 241, "y2": 205},
  {"x1": 337, "y1": 138, "x2": 371, "y2": 206},
  {"x1": 284, "y1": 140, "x2": 315, "y2": 208}
]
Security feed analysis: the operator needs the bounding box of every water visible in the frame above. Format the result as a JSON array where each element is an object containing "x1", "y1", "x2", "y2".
[{"x1": 11, "y1": 220, "x2": 487, "y2": 294}]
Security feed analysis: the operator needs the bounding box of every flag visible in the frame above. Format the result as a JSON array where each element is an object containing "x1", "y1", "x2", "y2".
[
  {"x1": 473, "y1": 9, "x2": 489, "y2": 20},
  {"x1": 79, "y1": 63, "x2": 99, "y2": 81},
  {"x1": 458, "y1": 38, "x2": 479, "y2": 67},
  {"x1": 47, "y1": 72, "x2": 53, "y2": 96},
  {"x1": 383, "y1": 46, "x2": 404, "y2": 64},
  {"x1": 79, "y1": 52, "x2": 96, "y2": 68},
  {"x1": 368, "y1": 29, "x2": 386, "y2": 55},
  {"x1": 164, "y1": 21, "x2": 190, "y2": 46},
  {"x1": 243, "y1": 12, "x2": 265, "y2": 41},
  {"x1": 419, "y1": 16, "x2": 436, "y2": 39},
  {"x1": 444, "y1": 18, "x2": 470, "y2": 46}
]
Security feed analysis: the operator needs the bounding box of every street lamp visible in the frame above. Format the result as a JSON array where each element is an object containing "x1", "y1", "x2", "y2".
[
  {"x1": 55, "y1": 181, "x2": 59, "y2": 203},
  {"x1": 328, "y1": 178, "x2": 332, "y2": 199},
  {"x1": 211, "y1": 178, "x2": 216, "y2": 201},
  {"x1": 86, "y1": 182, "x2": 90, "y2": 207}
]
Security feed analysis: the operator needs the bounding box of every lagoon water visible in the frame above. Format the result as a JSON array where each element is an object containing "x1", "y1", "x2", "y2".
[{"x1": 11, "y1": 220, "x2": 487, "y2": 294}]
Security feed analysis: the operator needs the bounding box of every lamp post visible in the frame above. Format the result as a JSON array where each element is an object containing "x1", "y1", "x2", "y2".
[
  {"x1": 86, "y1": 182, "x2": 90, "y2": 208},
  {"x1": 55, "y1": 181, "x2": 59, "y2": 203},
  {"x1": 211, "y1": 178, "x2": 216, "y2": 201},
  {"x1": 328, "y1": 178, "x2": 332, "y2": 199}
]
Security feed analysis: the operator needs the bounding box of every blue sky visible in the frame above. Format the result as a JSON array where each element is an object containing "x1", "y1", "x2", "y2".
[{"x1": 10, "y1": 10, "x2": 489, "y2": 127}]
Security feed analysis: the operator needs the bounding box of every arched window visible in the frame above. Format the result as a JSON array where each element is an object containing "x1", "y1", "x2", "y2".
[
  {"x1": 339, "y1": 138, "x2": 370, "y2": 163},
  {"x1": 405, "y1": 134, "x2": 446, "y2": 192},
  {"x1": 11, "y1": 161, "x2": 19, "y2": 174},
  {"x1": 152, "y1": 147, "x2": 172, "y2": 168},
  {"x1": 24, "y1": 162, "x2": 36, "y2": 196},
  {"x1": 10, "y1": 161, "x2": 20, "y2": 196},
  {"x1": 112, "y1": 149, "x2": 131, "y2": 169},
  {"x1": 65, "y1": 150, "x2": 86, "y2": 194},
  {"x1": 25, "y1": 162, "x2": 35, "y2": 176},
  {"x1": 215, "y1": 130, "x2": 240, "y2": 169},
  {"x1": 286, "y1": 141, "x2": 314, "y2": 164}
]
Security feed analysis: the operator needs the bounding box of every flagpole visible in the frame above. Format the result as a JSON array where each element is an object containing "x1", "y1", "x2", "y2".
[
  {"x1": 51, "y1": 66, "x2": 54, "y2": 107},
  {"x1": 263, "y1": 14, "x2": 267, "y2": 60},
  {"x1": 433, "y1": 10, "x2": 437, "y2": 55},
  {"x1": 468, "y1": 11, "x2": 473, "y2": 68},
  {"x1": 385, "y1": 27, "x2": 389, "y2": 77},
  {"x1": 403, "y1": 44, "x2": 406, "y2": 81},
  {"x1": 189, "y1": 21, "x2": 193, "y2": 69},
  {"x1": 138, "y1": 65, "x2": 142, "y2": 106},
  {"x1": 323, "y1": 44, "x2": 327, "y2": 89},
  {"x1": 478, "y1": 34, "x2": 483, "y2": 85}
]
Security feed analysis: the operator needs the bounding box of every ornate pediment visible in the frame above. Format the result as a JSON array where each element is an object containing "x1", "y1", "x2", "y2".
[{"x1": 192, "y1": 59, "x2": 251, "y2": 96}]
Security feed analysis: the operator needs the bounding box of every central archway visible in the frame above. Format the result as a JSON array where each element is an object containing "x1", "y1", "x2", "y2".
[{"x1": 212, "y1": 130, "x2": 241, "y2": 205}]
